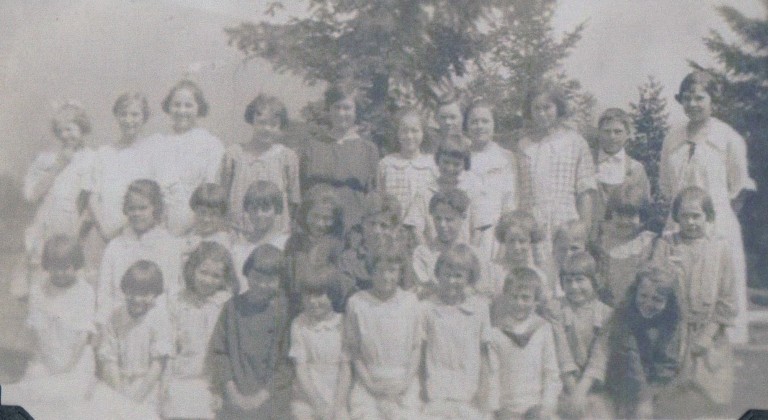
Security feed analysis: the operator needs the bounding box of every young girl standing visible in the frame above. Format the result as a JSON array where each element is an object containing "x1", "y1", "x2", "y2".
[
  {"x1": 651, "y1": 186, "x2": 736, "y2": 418},
  {"x1": 659, "y1": 70, "x2": 753, "y2": 344},
  {"x1": 221, "y1": 94, "x2": 299, "y2": 234},
  {"x1": 153, "y1": 80, "x2": 224, "y2": 236},
  {"x1": 163, "y1": 241, "x2": 236, "y2": 420}
]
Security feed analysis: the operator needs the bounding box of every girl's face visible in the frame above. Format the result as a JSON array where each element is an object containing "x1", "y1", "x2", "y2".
[
  {"x1": 432, "y1": 203, "x2": 463, "y2": 245},
  {"x1": 193, "y1": 258, "x2": 226, "y2": 298},
  {"x1": 437, "y1": 103, "x2": 463, "y2": 136},
  {"x1": 506, "y1": 286, "x2": 536, "y2": 321},
  {"x1": 371, "y1": 262, "x2": 401, "y2": 301},
  {"x1": 245, "y1": 270, "x2": 281, "y2": 304},
  {"x1": 169, "y1": 88, "x2": 199, "y2": 133},
  {"x1": 562, "y1": 273, "x2": 596, "y2": 307},
  {"x1": 247, "y1": 203, "x2": 277, "y2": 236},
  {"x1": 503, "y1": 226, "x2": 532, "y2": 265},
  {"x1": 397, "y1": 114, "x2": 424, "y2": 158},
  {"x1": 599, "y1": 119, "x2": 630, "y2": 155},
  {"x1": 436, "y1": 264, "x2": 470, "y2": 305},
  {"x1": 57, "y1": 121, "x2": 84, "y2": 149},
  {"x1": 125, "y1": 192, "x2": 156, "y2": 235},
  {"x1": 467, "y1": 106, "x2": 494, "y2": 147},
  {"x1": 611, "y1": 211, "x2": 641, "y2": 240},
  {"x1": 193, "y1": 206, "x2": 225, "y2": 236},
  {"x1": 680, "y1": 85, "x2": 712, "y2": 124},
  {"x1": 330, "y1": 97, "x2": 356, "y2": 131},
  {"x1": 362, "y1": 213, "x2": 395, "y2": 251},
  {"x1": 678, "y1": 199, "x2": 707, "y2": 240},
  {"x1": 531, "y1": 95, "x2": 559, "y2": 131},
  {"x1": 306, "y1": 203, "x2": 335, "y2": 237},
  {"x1": 302, "y1": 292, "x2": 333, "y2": 321},
  {"x1": 555, "y1": 234, "x2": 587, "y2": 268},
  {"x1": 126, "y1": 292, "x2": 157, "y2": 319},
  {"x1": 635, "y1": 278, "x2": 668, "y2": 319},
  {"x1": 251, "y1": 113, "x2": 282, "y2": 145},
  {"x1": 49, "y1": 265, "x2": 77, "y2": 288},
  {"x1": 437, "y1": 154, "x2": 464, "y2": 180},
  {"x1": 117, "y1": 101, "x2": 145, "y2": 141}
]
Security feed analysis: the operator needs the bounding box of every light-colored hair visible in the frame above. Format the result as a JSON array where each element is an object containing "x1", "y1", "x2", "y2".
[
  {"x1": 51, "y1": 102, "x2": 91, "y2": 137},
  {"x1": 123, "y1": 179, "x2": 164, "y2": 222},
  {"x1": 434, "y1": 244, "x2": 481, "y2": 286},
  {"x1": 183, "y1": 241, "x2": 238, "y2": 294},
  {"x1": 162, "y1": 79, "x2": 209, "y2": 117},
  {"x1": 113, "y1": 91, "x2": 150, "y2": 123}
]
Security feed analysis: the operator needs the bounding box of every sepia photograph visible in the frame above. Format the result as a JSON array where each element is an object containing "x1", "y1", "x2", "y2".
[{"x1": 0, "y1": 0, "x2": 767, "y2": 418}]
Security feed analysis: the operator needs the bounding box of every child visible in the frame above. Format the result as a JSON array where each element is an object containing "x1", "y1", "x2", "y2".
[
  {"x1": 96, "y1": 179, "x2": 181, "y2": 325},
  {"x1": 605, "y1": 266, "x2": 681, "y2": 419},
  {"x1": 153, "y1": 80, "x2": 224, "y2": 236},
  {"x1": 552, "y1": 220, "x2": 589, "y2": 279},
  {"x1": 163, "y1": 241, "x2": 236, "y2": 419},
  {"x1": 651, "y1": 186, "x2": 736, "y2": 418},
  {"x1": 404, "y1": 135, "x2": 494, "y2": 248},
  {"x1": 289, "y1": 271, "x2": 351, "y2": 420},
  {"x1": 98, "y1": 260, "x2": 173, "y2": 413},
  {"x1": 221, "y1": 94, "x2": 299, "y2": 234},
  {"x1": 556, "y1": 252, "x2": 612, "y2": 419},
  {"x1": 434, "y1": 92, "x2": 469, "y2": 150},
  {"x1": 231, "y1": 180, "x2": 290, "y2": 292},
  {"x1": 660, "y1": 70, "x2": 753, "y2": 344},
  {"x1": 421, "y1": 244, "x2": 493, "y2": 419},
  {"x1": 344, "y1": 245, "x2": 422, "y2": 419},
  {"x1": 207, "y1": 244, "x2": 291, "y2": 419},
  {"x1": 181, "y1": 183, "x2": 237, "y2": 259},
  {"x1": 593, "y1": 184, "x2": 656, "y2": 307},
  {"x1": 24, "y1": 102, "x2": 96, "y2": 273},
  {"x1": 488, "y1": 267, "x2": 561, "y2": 419},
  {"x1": 377, "y1": 108, "x2": 438, "y2": 220}
]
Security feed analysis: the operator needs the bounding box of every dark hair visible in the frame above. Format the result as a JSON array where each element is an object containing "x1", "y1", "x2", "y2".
[
  {"x1": 41, "y1": 235, "x2": 84, "y2": 271},
  {"x1": 190, "y1": 183, "x2": 228, "y2": 216},
  {"x1": 361, "y1": 191, "x2": 402, "y2": 226},
  {"x1": 502, "y1": 267, "x2": 544, "y2": 302},
  {"x1": 597, "y1": 107, "x2": 632, "y2": 132},
  {"x1": 463, "y1": 98, "x2": 495, "y2": 133},
  {"x1": 622, "y1": 264, "x2": 680, "y2": 336},
  {"x1": 366, "y1": 243, "x2": 407, "y2": 276},
  {"x1": 435, "y1": 134, "x2": 471, "y2": 170},
  {"x1": 51, "y1": 102, "x2": 91, "y2": 137},
  {"x1": 183, "y1": 241, "x2": 238, "y2": 294},
  {"x1": 675, "y1": 71, "x2": 720, "y2": 104},
  {"x1": 296, "y1": 185, "x2": 344, "y2": 238},
  {"x1": 324, "y1": 82, "x2": 359, "y2": 111},
  {"x1": 244, "y1": 94, "x2": 288, "y2": 129},
  {"x1": 243, "y1": 181, "x2": 283, "y2": 214},
  {"x1": 162, "y1": 79, "x2": 209, "y2": 117},
  {"x1": 242, "y1": 244, "x2": 284, "y2": 278},
  {"x1": 559, "y1": 251, "x2": 598, "y2": 291},
  {"x1": 299, "y1": 268, "x2": 346, "y2": 313},
  {"x1": 113, "y1": 91, "x2": 151, "y2": 123},
  {"x1": 121, "y1": 259, "x2": 164, "y2": 296},
  {"x1": 671, "y1": 186, "x2": 715, "y2": 223},
  {"x1": 429, "y1": 189, "x2": 469, "y2": 218},
  {"x1": 123, "y1": 179, "x2": 164, "y2": 222},
  {"x1": 605, "y1": 183, "x2": 650, "y2": 223},
  {"x1": 524, "y1": 82, "x2": 569, "y2": 122},
  {"x1": 434, "y1": 243, "x2": 481, "y2": 286},
  {"x1": 495, "y1": 210, "x2": 546, "y2": 244}
]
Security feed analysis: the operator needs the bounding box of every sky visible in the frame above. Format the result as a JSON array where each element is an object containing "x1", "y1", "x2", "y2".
[{"x1": 0, "y1": 0, "x2": 764, "y2": 176}]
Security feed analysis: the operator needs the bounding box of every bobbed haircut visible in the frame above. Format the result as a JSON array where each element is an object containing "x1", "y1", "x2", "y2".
[
  {"x1": 123, "y1": 179, "x2": 164, "y2": 222},
  {"x1": 365, "y1": 242, "x2": 407, "y2": 276},
  {"x1": 524, "y1": 82, "x2": 570, "y2": 122},
  {"x1": 162, "y1": 79, "x2": 209, "y2": 117},
  {"x1": 671, "y1": 185, "x2": 715, "y2": 223},
  {"x1": 297, "y1": 185, "x2": 344, "y2": 238},
  {"x1": 495, "y1": 210, "x2": 546, "y2": 244},
  {"x1": 113, "y1": 91, "x2": 151, "y2": 123},
  {"x1": 597, "y1": 107, "x2": 632, "y2": 132},
  {"x1": 435, "y1": 133, "x2": 471, "y2": 170},
  {"x1": 502, "y1": 267, "x2": 544, "y2": 302},
  {"x1": 242, "y1": 243, "x2": 284, "y2": 278},
  {"x1": 624, "y1": 263, "x2": 680, "y2": 326},
  {"x1": 51, "y1": 102, "x2": 91, "y2": 137},
  {"x1": 559, "y1": 251, "x2": 598, "y2": 291},
  {"x1": 121, "y1": 259, "x2": 164, "y2": 296},
  {"x1": 434, "y1": 243, "x2": 481, "y2": 286},
  {"x1": 41, "y1": 235, "x2": 84, "y2": 271},
  {"x1": 361, "y1": 191, "x2": 402, "y2": 226},
  {"x1": 462, "y1": 98, "x2": 495, "y2": 133},
  {"x1": 299, "y1": 268, "x2": 346, "y2": 313},
  {"x1": 605, "y1": 183, "x2": 650, "y2": 222},
  {"x1": 183, "y1": 241, "x2": 238, "y2": 294},
  {"x1": 189, "y1": 183, "x2": 228, "y2": 215},
  {"x1": 243, "y1": 180, "x2": 283, "y2": 214},
  {"x1": 675, "y1": 70, "x2": 721, "y2": 104},
  {"x1": 429, "y1": 188, "x2": 469, "y2": 218},
  {"x1": 244, "y1": 94, "x2": 288, "y2": 129}
]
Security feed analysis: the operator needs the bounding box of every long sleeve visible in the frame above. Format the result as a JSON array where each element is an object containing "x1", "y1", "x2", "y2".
[
  {"x1": 724, "y1": 124, "x2": 756, "y2": 198},
  {"x1": 658, "y1": 130, "x2": 677, "y2": 202},
  {"x1": 206, "y1": 303, "x2": 233, "y2": 394},
  {"x1": 541, "y1": 325, "x2": 563, "y2": 410},
  {"x1": 713, "y1": 240, "x2": 737, "y2": 326},
  {"x1": 583, "y1": 321, "x2": 610, "y2": 382},
  {"x1": 96, "y1": 244, "x2": 118, "y2": 325}
]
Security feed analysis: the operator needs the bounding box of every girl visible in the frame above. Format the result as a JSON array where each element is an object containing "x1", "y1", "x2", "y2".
[
  {"x1": 163, "y1": 242, "x2": 236, "y2": 419},
  {"x1": 377, "y1": 108, "x2": 438, "y2": 220},
  {"x1": 517, "y1": 83, "x2": 597, "y2": 254},
  {"x1": 182, "y1": 183, "x2": 237, "y2": 259},
  {"x1": 24, "y1": 102, "x2": 96, "y2": 275},
  {"x1": 153, "y1": 79, "x2": 224, "y2": 236},
  {"x1": 488, "y1": 267, "x2": 561, "y2": 419},
  {"x1": 300, "y1": 82, "x2": 380, "y2": 233},
  {"x1": 221, "y1": 94, "x2": 299, "y2": 234},
  {"x1": 344, "y1": 244, "x2": 422, "y2": 419},
  {"x1": 90, "y1": 92, "x2": 156, "y2": 241},
  {"x1": 464, "y1": 99, "x2": 533, "y2": 256},
  {"x1": 651, "y1": 186, "x2": 736, "y2": 418},
  {"x1": 96, "y1": 179, "x2": 181, "y2": 324},
  {"x1": 289, "y1": 271, "x2": 351, "y2": 420},
  {"x1": 659, "y1": 70, "x2": 754, "y2": 344},
  {"x1": 207, "y1": 244, "x2": 292, "y2": 420},
  {"x1": 605, "y1": 266, "x2": 681, "y2": 419},
  {"x1": 99, "y1": 260, "x2": 173, "y2": 414},
  {"x1": 421, "y1": 244, "x2": 493, "y2": 420},
  {"x1": 593, "y1": 184, "x2": 656, "y2": 307},
  {"x1": 434, "y1": 92, "x2": 469, "y2": 149}
]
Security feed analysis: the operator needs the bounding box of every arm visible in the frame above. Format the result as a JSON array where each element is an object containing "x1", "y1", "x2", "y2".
[
  {"x1": 206, "y1": 304, "x2": 234, "y2": 396},
  {"x1": 125, "y1": 357, "x2": 166, "y2": 402},
  {"x1": 23, "y1": 151, "x2": 70, "y2": 203},
  {"x1": 331, "y1": 361, "x2": 352, "y2": 419},
  {"x1": 541, "y1": 326, "x2": 563, "y2": 417},
  {"x1": 575, "y1": 136, "x2": 597, "y2": 233},
  {"x1": 693, "y1": 243, "x2": 737, "y2": 354},
  {"x1": 576, "y1": 189, "x2": 595, "y2": 234},
  {"x1": 295, "y1": 362, "x2": 330, "y2": 414},
  {"x1": 285, "y1": 148, "x2": 302, "y2": 208}
]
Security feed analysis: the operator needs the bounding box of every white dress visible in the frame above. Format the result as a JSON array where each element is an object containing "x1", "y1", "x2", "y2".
[{"x1": 659, "y1": 117, "x2": 755, "y2": 343}]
